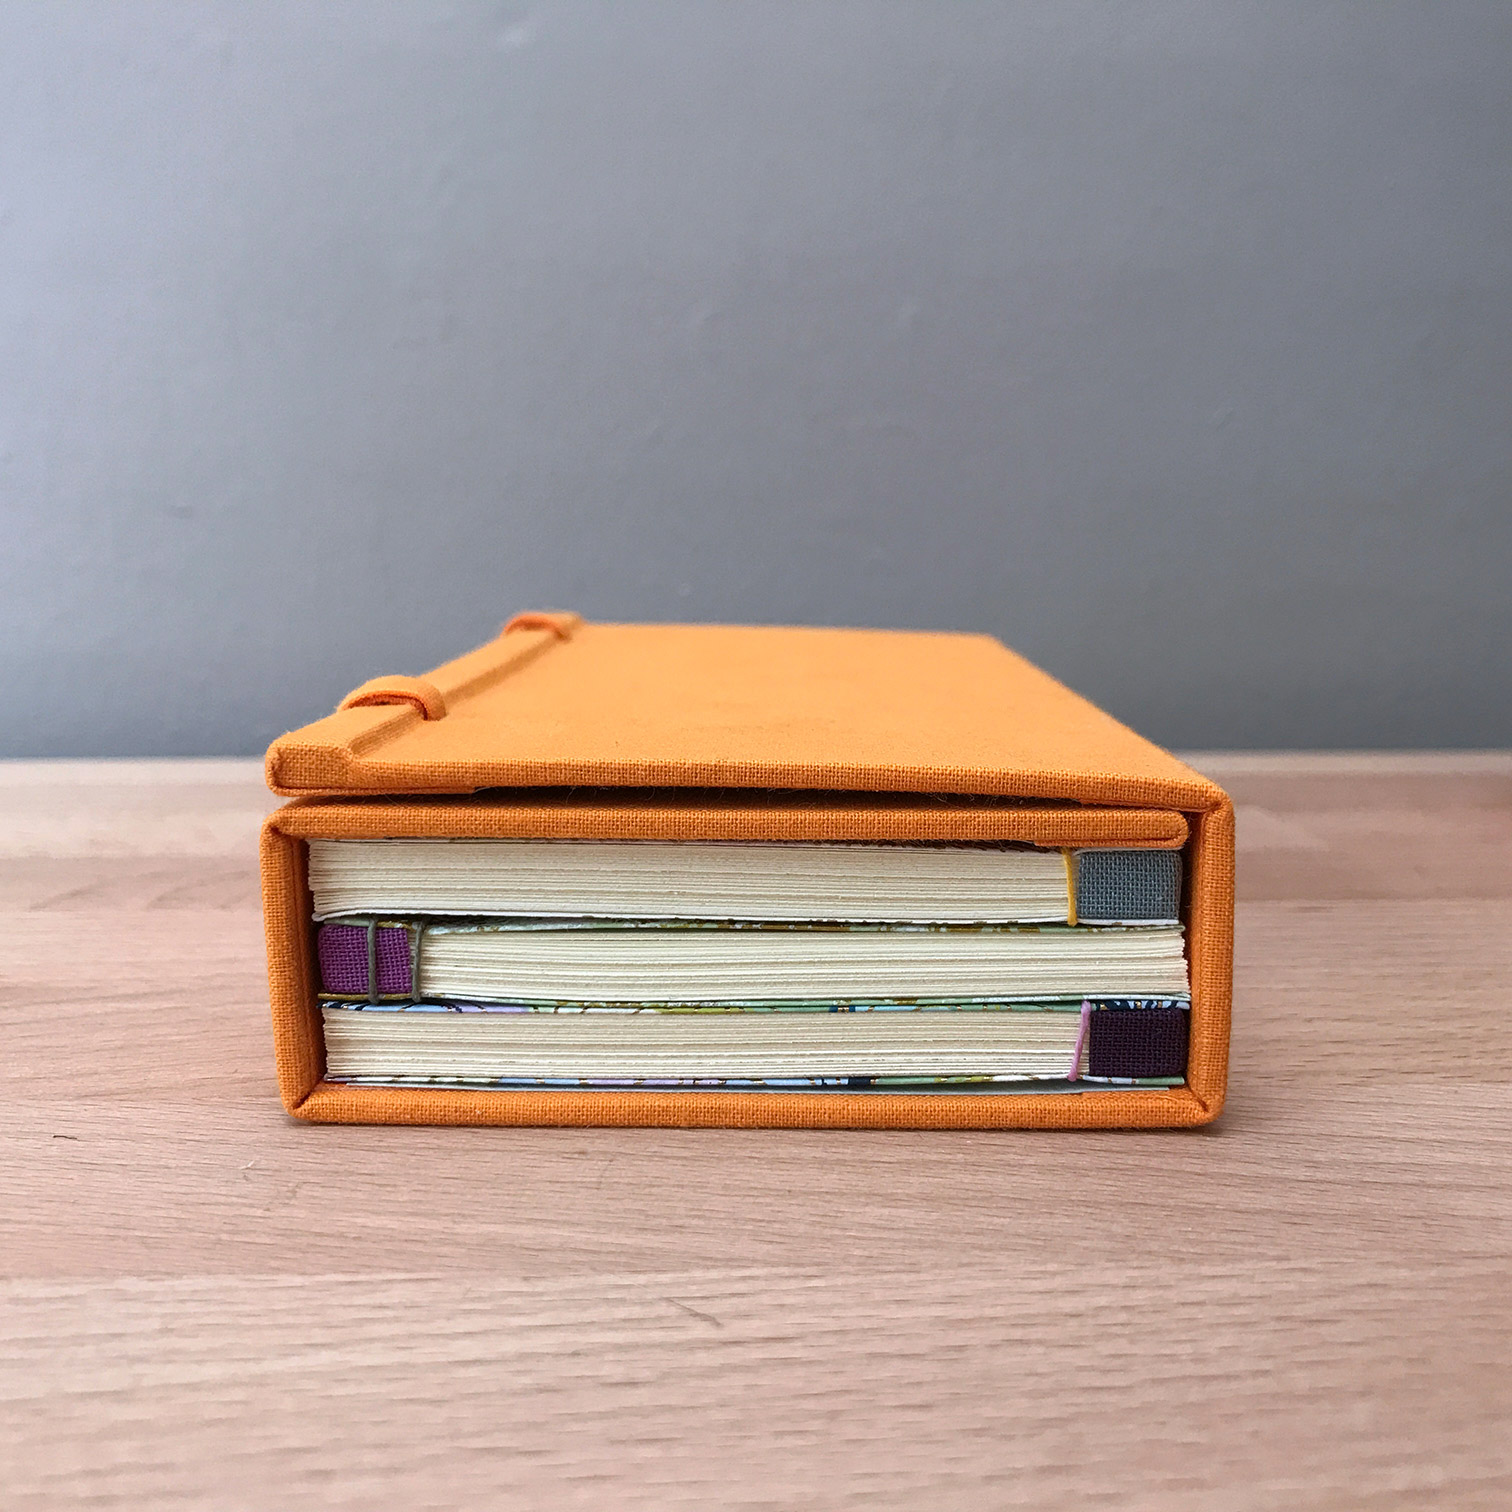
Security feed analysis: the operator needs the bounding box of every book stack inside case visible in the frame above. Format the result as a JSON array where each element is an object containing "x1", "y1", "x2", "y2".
[{"x1": 312, "y1": 838, "x2": 1192, "y2": 1095}]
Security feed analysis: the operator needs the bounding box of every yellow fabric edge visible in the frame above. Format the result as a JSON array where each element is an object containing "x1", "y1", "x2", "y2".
[
  {"x1": 268, "y1": 797, "x2": 1190, "y2": 847},
  {"x1": 290, "y1": 1080, "x2": 1214, "y2": 1131}
]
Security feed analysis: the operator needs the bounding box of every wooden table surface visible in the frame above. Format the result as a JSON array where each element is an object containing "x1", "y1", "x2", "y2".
[{"x1": 3, "y1": 754, "x2": 1510, "y2": 1510}]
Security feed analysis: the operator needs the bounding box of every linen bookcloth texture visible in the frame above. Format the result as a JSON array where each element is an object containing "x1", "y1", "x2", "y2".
[{"x1": 261, "y1": 619, "x2": 1234, "y2": 1129}]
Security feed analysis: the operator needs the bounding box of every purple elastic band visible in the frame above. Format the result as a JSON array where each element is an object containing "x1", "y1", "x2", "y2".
[{"x1": 1068, "y1": 1000, "x2": 1092, "y2": 1080}]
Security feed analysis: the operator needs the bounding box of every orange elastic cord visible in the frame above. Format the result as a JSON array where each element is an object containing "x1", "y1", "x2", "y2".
[
  {"x1": 1063, "y1": 849, "x2": 1078, "y2": 926},
  {"x1": 337, "y1": 675, "x2": 447, "y2": 720},
  {"x1": 501, "y1": 611, "x2": 583, "y2": 639}
]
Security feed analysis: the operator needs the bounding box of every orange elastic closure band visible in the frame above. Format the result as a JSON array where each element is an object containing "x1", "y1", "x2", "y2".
[
  {"x1": 501, "y1": 611, "x2": 583, "y2": 640},
  {"x1": 337, "y1": 675, "x2": 447, "y2": 720}
]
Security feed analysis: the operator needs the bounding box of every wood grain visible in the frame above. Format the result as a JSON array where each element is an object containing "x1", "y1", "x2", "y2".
[{"x1": 2, "y1": 755, "x2": 1510, "y2": 1510}]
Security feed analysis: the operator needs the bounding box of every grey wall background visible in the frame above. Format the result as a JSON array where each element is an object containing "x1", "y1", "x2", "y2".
[{"x1": 3, "y1": 1, "x2": 1510, "y2": 757}]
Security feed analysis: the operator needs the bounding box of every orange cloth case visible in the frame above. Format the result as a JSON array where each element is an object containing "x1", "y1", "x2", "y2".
[{"x1": 261, "y1": 619, "x2": 1233, "y2": 1129}]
